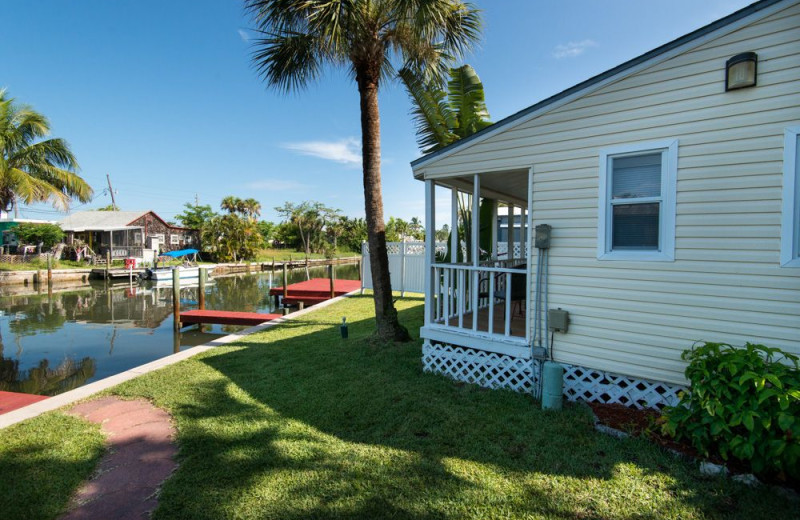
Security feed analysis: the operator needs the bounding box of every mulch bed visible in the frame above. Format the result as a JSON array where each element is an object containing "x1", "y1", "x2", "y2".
[{"x1": 586, "y1": 402, "x2": 799, "y2": 492}]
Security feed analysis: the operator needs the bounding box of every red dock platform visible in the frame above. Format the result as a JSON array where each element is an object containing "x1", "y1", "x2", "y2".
[
  {"x1": 0, "y1": 391, "x2": 49, "y2": 415},
  {"x1": 180, "y1": 310, "x2": 282, "y2": 327},
  {"x1": 269, "y1": 278, "x2": 361, "y2": 306}
]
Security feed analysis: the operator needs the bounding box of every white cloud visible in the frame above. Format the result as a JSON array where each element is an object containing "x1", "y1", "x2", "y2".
[
  {"x1": 238, "y1": 29, "x2": 250, "y2": 42},
  {"x1": 246, "y1": 179, "x2": 306, "y2": 191},
  {"x1": 282, "y1": 138, "x2": 361, "y2": 165},
  {"x1": 553, "y1": 39, "x2": 597, "y2": 59}
]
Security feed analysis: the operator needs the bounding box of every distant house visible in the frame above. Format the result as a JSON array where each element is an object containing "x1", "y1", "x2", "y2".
[
  {"x1": 411, "y1": 0, "x2": 799, "y2": 409},
  {"x1": 59, "y1": 210, "x2": 200, "y2": 260},
  {"x1": 0, "y1": 216, "x2": 59, "y2": 251}
]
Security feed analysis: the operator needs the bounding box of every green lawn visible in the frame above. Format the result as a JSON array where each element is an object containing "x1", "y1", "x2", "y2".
[
  {"x1": 254, "y1": 248, "x2": 360, "y2": 262},
  {"x1": 0, "y1": 259, "x2": 90, "y2": 271},
  {"x1": 0, "y1": 413, "x2": 105, "y2": 519},
  {"x1": 2, "y1": 295, "x2": 798, "y2": 519}
]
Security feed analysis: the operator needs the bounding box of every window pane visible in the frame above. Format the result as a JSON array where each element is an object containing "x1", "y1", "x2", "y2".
[
  {"x1": 612, "y1": 203, "x2": 659, "y2": 250},
  {"x1": 612, "y1": 153, "x2": 661, "y2": 199}
]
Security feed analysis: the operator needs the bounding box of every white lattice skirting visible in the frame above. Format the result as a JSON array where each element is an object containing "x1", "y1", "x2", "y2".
[
  {"x1": 422, "y1": 341, "x2": 539, "y2": 396},
  {"x1": 422, "y1": 341, "x2": 685, "y2": 410}
]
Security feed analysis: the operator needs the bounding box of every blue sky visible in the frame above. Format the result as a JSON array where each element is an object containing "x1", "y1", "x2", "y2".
[{"x1": 2, "y1": 0, "x2": 752, "y2": 225}]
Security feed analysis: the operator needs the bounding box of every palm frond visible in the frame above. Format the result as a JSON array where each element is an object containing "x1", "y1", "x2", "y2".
[
  {"x1": 0, "y1": 91, "x2": 92, "y2": 210},
  {"x1": 447, "y1": 64, "x2": 490, "y2": 138},
  {"x1": 399, "y1": 67, "x2": 457, "y2": 153},
  {"x1": 11, "y1": 138, "x2": 79, "y2": 171},
  {"x1": 251, "y1": 30, "x2": 325, "y2": 91}
]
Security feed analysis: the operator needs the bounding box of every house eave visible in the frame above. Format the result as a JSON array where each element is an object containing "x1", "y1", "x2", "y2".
[{"x1": 410, "y1": 0, "x2": 785, "y2": 174}]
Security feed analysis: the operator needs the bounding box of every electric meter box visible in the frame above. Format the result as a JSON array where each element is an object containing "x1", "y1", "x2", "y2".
[
  {"x1": 535, "y1": 224, "x2": 552, "y2": 249},
  {"x1": 548, "y1": 308, "x2": 569, "y2": 333}
]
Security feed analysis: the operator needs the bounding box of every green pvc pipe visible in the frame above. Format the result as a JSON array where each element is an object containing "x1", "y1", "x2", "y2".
[{"x1": 541, "y1": 361, "x2": 564, "y2": 411}]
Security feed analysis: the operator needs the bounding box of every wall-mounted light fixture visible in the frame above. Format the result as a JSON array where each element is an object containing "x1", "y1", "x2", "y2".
[{"x1": 725, "y1": 52, "x2": 758, "y2": 91}]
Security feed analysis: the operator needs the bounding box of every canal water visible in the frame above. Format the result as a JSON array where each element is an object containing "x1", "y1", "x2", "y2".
[{"x1": 0, "y1": 264, "x2": 360, "y2": 396}]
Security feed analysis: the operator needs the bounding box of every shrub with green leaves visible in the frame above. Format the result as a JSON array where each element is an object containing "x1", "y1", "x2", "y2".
[
  {"x1": 13, "y1": 222, "x2": 64, "y2": 249},
  {"x1": 662, "y1": 342, "x2": 800, "y2": 478}
]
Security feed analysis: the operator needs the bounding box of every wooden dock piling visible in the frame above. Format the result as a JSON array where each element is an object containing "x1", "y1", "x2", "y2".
[
  {"x1": 282, "y1": 264, "x2": 288, "y2": 301},
  {"x1": 172, "y1": 269, "x2": 181, "y2": 330},
  {"x1": 199, "y1": 267, "x2": 207, "y2": 310}
]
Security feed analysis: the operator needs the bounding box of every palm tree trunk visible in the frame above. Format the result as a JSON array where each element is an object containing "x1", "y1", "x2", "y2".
[{"x1": 358, "y1": 76, "x2": 410, "y2": 342}]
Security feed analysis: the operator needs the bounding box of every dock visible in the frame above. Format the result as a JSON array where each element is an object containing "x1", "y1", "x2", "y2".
[
  {"x1": 269, "y1": 278, "x2": 361, "y2": 306},
  {"x1": 0, "y1": 391, "x2": 49, "y2": 415},
  {"x1": 176, "y1": 278, "x2": 359, "y2": 328},
  {"x1": 91, "y1": 268, "x2": 146, "y2": 280},
  {"x1": 180, "y1": 310, "x2": 282, "y2": 327}
]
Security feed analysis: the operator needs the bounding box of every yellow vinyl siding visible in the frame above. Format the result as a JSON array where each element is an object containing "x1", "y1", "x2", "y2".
[{"x1": 417, "y1": 2, "x2": 800, "y2": 385}]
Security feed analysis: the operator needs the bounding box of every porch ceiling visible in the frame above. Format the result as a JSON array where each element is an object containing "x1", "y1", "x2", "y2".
[{"x1": 434, "y1": 169, "x2": 529, "y2": 206}]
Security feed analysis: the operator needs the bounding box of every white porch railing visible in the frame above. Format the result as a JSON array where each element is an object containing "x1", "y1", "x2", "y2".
[
  {"x1": 430, "y1": 262, "x2": 526, "y2": 339},
  {"x1": 360, "y1": 241, "x2": 526, "y2": 298}
]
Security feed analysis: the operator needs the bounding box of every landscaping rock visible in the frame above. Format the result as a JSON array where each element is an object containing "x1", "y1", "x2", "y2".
[
  {"x1": 699, "y1": 461, "x2": 728, "y2": 477},
  {"x1": 732, "y1": 473, "x2": 760, "y2": 487}
]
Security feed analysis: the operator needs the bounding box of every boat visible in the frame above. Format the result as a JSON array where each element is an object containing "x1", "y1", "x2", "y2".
[{"x1": 144, "y1": 249, "x2": 214, "y2": 282}]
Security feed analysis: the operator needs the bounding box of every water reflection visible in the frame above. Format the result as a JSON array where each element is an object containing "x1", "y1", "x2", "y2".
[{"x1": 0, "y1": 264, "x2": 359, "y2": 396}]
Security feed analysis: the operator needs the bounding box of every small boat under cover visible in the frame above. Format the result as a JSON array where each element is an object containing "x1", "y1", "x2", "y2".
[{"x1": 144, "y1": 249, "x2": 213, "y2": 281}]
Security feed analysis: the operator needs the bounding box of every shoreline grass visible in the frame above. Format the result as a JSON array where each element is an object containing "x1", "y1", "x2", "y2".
[
  {"x1": 254, "y1": 247, "x2": 360, "y2": 262},
  {"x1": 2, "y1": 295, "x2": 798, "y2": 519}
]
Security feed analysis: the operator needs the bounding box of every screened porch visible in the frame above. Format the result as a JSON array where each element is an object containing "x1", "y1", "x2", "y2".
[{"x1": 422, "y1": 169, "x2": 539, "y2": 358}]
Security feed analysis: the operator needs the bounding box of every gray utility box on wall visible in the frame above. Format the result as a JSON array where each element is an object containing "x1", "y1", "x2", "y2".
[{"x1": 548, "y1": 308, "x2": 569, "y2": 333}]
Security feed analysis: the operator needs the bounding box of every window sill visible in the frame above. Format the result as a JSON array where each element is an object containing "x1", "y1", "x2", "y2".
[
  {"x1": 780, "y1": 257, "x2": 800, "y2": 268},
  {"x1": 598, "y1": 251, "x2": 674, "y2": 262}
]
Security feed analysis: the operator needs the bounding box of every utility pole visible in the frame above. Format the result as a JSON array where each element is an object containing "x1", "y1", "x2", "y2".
[
  {"x1": 195, "y1": 193, "x2": 199, "y2": 207},
  {"x1": 106, "y1": 174, "x2": 118, "y2": 210}
]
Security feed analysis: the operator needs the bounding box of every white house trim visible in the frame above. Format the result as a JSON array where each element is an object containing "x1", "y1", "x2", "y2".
[
  {"x1": 781, "y1": 125, "x2": 800, "y2": 267},
  {"x1": 597, "y1": 139, "x2": 678, "y2": 261},
  {"x1": 411, "y1": 0, "x2": 788, "y2": 175}
]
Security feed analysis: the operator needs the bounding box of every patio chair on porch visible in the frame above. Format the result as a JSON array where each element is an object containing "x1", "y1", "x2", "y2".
[{"x1": 479, "y1": 266, "x2": 527, "y2": 318}]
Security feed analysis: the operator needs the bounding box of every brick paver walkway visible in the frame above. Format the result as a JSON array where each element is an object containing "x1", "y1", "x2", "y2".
[{"x1": 62, "y1": 397, "x2": 178, "y2": 520}]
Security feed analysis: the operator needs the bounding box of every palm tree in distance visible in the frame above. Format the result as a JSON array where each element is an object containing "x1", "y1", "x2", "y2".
[
  {"x1": 246, "y1": 0, "x2": 482, "y2": 342},
  {"x1": 241, "y1": 198, "x2": 262, "y2": 221},
  {"x1": 221, "y1": 195, "x2": 243, "y2": 214},
  {"x1": 221, "y1": 196, "x2": 262, "y2": 221},
  {"x1": 0, "y1": 90, "x2": 93, "y2": 212}
]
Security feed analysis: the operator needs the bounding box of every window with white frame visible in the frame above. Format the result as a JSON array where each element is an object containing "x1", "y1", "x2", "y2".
[
  {"x1": 780, "y1": 126, "x2": 800, "y2": 267},
  {"x1": 598, "y1": 140, "x2": 678, "y2": 261},
  {"x1": 170, "y1": 234, "x2": 180, "y2": 245}
]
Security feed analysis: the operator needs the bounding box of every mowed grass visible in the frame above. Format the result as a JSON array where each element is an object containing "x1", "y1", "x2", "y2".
[
  {"x1": 254, "y1": 248, "x2": 360, "y2": 262},
  {"x1": 0, "y1": 413, "x2": 105, "y2": 519},
  {"x1": 2, "y1": 295, "x2": 798, "y2": 519}
]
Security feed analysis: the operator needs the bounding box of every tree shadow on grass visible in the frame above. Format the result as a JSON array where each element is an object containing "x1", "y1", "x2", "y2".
[
  {"x1": 152, "y1": 296, "x2": 798, "y2": 519},
  {"x1": 0, "y1": 413, "x2": 105, "y2": 520}
]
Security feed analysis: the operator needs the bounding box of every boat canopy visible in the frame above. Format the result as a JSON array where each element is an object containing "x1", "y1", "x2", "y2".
[{"x1": 161, "y1": 248, "x2": 199, "y2": 258}]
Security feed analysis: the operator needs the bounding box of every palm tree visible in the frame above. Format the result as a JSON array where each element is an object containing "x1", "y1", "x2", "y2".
[
  {"x1": 399, "y1": 64, "x2": 491, "y2": 154},
  {"x1": 221, "y1": 195, "x2": 243, "y2": 214},
  {"x1": 401, "y1": 64, "x2": 492, "y2": 261},
  {"x1": 241, "y1": 198, "x2": 262, "y2": 221},
  {"x1": 246, "y1": 0, "x2": 482, "y2": 342},
  {"x1": 0, "y1": 90, "x2": 93, "y2": 212},
  {"x1": 409, "y1": 216, "x2": 423, "y2": 239}
]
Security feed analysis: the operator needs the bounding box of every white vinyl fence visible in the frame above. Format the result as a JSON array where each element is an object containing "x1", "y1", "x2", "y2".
[
  {"x1": 361, "y1": 241, "x2": 527, "y2": 296},
  {"x1": 361, "y1": 242, "x2": 445, "y2": 295}
]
